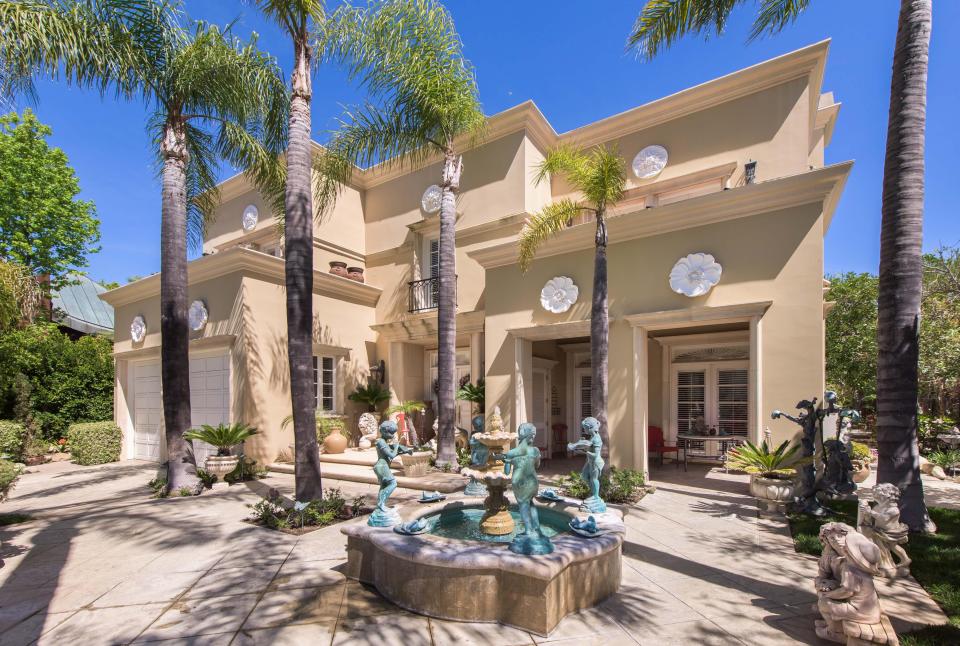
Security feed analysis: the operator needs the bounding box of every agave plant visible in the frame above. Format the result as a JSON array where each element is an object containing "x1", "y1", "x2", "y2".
[
  {"x1": 456, "y1": 378, "x2": 485, "y2": 414},
  {"x1": 725, "y1": 440, "x2": 809, "y2": 480},
  {"x1": 184, "y1": 423, "x2": 257, "y2": 456},
  {"x1": 348, "y1": 382, "x2": 391, "y2": 412}
]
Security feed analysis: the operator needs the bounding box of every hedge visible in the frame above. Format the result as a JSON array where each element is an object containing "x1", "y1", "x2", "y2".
[
  {"x1": 0, "y1": 420, "x2": 25, "y2": 460},
  {"x1": 0, "y1": 459, "x2": 23, "y2": 500},
  {"x1": 67, "y1": 421, "x2": 121, "y2": 465}
]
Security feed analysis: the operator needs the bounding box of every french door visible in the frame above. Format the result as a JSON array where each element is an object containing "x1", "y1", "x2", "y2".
[{"x1": 671, "y1": 361, "x2": 749, "y2": 438}]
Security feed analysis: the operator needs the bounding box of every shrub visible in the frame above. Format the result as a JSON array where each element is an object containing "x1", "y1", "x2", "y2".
[
  {"x1": 248, "y1": 488, "x2": 367, "y2": 532},
  {"x1": 726, "y1": 440, "x2": 810, "y2": 479},
  {"x1": 0, "y1": 323, "x2": 114, "y2": 440},
  {"x1": 0, "y1": 420, "x2": 25, "y2": 460},
  {"x1": 183, "y1": 423, "x2": 257, "y2": 456},
  {"x1": 0, "y1": 458, "x2": 23, "y2": 501},
  {"x1": 927, "y1": 450, "x2": 960, "y2": 470},
  {"x1": 67, "y1": 421, "x2": 121, "y2": 465},
  {"x1": 559, "y1": 467, "x2": 647, "y2": 504},
  {"x1": 850, "y1": 441, "x2": 872, "y2": 463},
  {"x1": 148, "y1": 477, "x2": 168, "y2": 498}
]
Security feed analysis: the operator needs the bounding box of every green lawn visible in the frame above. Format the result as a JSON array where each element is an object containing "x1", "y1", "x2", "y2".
[{"x1": 787, "y1": 501, "x2": 960, "y2": 645}]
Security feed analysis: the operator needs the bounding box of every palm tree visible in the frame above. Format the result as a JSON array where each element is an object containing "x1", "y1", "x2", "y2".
[
  {"x1": 254, "y1": 0, "x2": 329, "y2": 502},
  {"x1": 518, "y1": 145, "x2": 626, "y2": 456},
  {"x1": 320, "y1": 0, "x2": 484, "y2": 468},
  {"x1": 629, "y1": 0, "x2": 934, "y2": 531}
]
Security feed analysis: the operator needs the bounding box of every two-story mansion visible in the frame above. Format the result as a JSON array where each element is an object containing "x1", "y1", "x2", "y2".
[{"x1": 101, "y1": 40, "x2": 850, "y2": 476}]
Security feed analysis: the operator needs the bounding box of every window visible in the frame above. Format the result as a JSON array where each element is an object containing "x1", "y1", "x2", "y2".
[
  {"x1": 428, "y1": 239, "x2": 440, "y2": 278},
  {"x1": 312, "y1": 356, "x2": 336, "y2": 412}
]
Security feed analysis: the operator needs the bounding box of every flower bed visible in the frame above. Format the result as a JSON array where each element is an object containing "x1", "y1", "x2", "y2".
[{"x1": 247, "y1": 488, "x2": 370, "y2": 535}]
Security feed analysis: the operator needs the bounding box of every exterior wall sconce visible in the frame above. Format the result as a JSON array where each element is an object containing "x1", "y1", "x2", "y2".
[
  {"x1": 745, "y1": 160, "x2": 757, "y2": 185},
  {"x1": 370, "y1": 359, "x2": 386, "y2": 384}
]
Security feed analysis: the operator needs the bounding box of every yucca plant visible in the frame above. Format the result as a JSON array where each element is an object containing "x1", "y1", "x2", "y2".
[
  {"x1": 348, "y1": 382, "x2": 391, "y2": 412},
  {"x1": 456, "y1": 378, "x2": 485, "y2": 414},
  {"x1": 726, "y1": 440, "x2": 809, "y2": 480},
  {"x1": 184, "y1": 423, "x2": 258, "y2": 456}
]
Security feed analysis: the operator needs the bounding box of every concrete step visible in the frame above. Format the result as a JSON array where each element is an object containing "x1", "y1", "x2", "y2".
[
  {"x1": 267, "y1": 461, "x2": 464, "y2": 494},
  {"x1": 318, "y1": 449, "x2": 399, "y2": 469}
]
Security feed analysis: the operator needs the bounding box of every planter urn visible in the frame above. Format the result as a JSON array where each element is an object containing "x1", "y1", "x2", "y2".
[
  {"x1": 749, "y1": 474, "x2": 795, "y2": 514},
  {"x1": 400, "y1": 451, "x2": 433, "y2": 477},
  {"x1": 347, "y1": 267, "x2": 365, "y2": 283},
  {"x1": 852, "y1": 462, "x2": 871, "y2": 483},
  {"x1": 204, "y1": 454, "x2": 239, "y2": 484},
  {"x1": 323, "y1": 427, "x2": 349, "y2": 454},
  {"x1": 329, "y1": 261, "x2": 348, "y2": 277}
]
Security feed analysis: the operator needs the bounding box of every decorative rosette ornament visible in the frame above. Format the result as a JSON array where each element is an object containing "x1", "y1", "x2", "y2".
[
  {"x1": 669, "y1": 253, "x2": 722, "y2": 297},
  {"x1": 632, "y1": 145, "x2": 668, "y2": 179},
  {"x1": 540, "y1": 276, "x2": 579, "y2": 314},
  {"x1": 421, "y1": 184, "x2": 442, "y2": 214},
  {"x1": 130, "y1": 315, "x2": 147, "y2": 343},
  {"x1": 241, "y1": 204, "x2": 259, "y2": 231},
  {"x1": 188, "y1": 300, "x2": 208, "y2": 331}
]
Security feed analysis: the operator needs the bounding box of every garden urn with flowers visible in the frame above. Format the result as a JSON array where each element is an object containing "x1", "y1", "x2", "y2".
[
  {"x1": 183, "y1": 423, "x2": 257, "y2": 485},
  {"x1": 726, "y1": 439, "x2": 809, "y2": 514}
]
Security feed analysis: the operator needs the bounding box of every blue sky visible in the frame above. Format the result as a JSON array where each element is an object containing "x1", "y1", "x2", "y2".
[{"x1": 12, "y1": 0, "x2": 960, "y2": 284}]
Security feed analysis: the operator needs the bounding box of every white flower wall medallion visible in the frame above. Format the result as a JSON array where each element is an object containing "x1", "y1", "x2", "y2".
[
  {"x1": 421, "y1": 184, "x2": 442, "y2": 214},
  {"x1": 632, "y1": 145, "x2": 669, "y2": 179},
  {"x1": 130, "y1": 315, "x2": 147, "y2": 343},
  {"x1": 540, "y1": 276, "x2": 579, "y2": 314},
  {"x1": 669, "y1": 253, "x2": 722, "y2": 297},
  {"x1": 241, "y1": 204, "x2": 259, "y2": 231},
  {"x1": 188, "y1": 300, "x2": 209, "y2": 331}
]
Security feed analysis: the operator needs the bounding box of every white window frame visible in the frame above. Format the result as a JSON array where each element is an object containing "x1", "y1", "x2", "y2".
[
  {"x1": 669, "y1": 360, "x2": 749, "y2": 440},
  {"x1": 313, "y1": 355, "x2": 337, "y2": 413}
]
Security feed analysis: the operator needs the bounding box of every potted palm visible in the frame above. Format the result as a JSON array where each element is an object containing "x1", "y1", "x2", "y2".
[
  {"x1": 348, "y1": 382, "x2": 391, "y2": 413},
  {"x1": 385, "y1": 401, "x2": 431, "y2": 476},
  {"x1": 456, "y1": 378, "x2": 485, "y2": 415},
  {"x1": 726, "y1": 440, "x2": 809, "y2": 513},
  {"x1": 184, "y1": 423, "x2": 257, "y2": 483}
]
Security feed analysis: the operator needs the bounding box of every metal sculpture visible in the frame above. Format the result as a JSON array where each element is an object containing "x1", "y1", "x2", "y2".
[
  {"x1": 501, "y1": 423, "x2": 554, "y2": 555},
  {"x1": 568, "y1": 417, "x2": 607, "y2": 513},
  {"x1": 368, "y1": 420, "x2": 414, "y2": 527}
]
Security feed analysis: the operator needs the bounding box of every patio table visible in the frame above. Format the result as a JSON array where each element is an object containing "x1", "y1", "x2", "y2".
[{"x1": 676, "y1": 434, "x2": 746, "y2": 472}]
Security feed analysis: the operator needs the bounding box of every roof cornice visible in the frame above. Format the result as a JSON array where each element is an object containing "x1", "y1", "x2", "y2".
[
  {"x1": 468, "y1": 161, "x2": 853, "y2": 270},
  {"x1": 100, "y1": 247, "x2": 381, "y2": 308}
]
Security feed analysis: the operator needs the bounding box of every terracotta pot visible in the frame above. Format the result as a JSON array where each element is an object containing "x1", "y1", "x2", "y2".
[
  {"x1": 852, "y1": 462, "x2": 871, "y2": 483},
  {"x1": 323, "y1": 427, "x2": 348, "y2": 454},
  {"x1": 750, "y1": 474, "x2": 795, "y2": 514},
  {"x1": 204, "y1": 454, "x2": 239, "y2": 482},
  {"x1": 329, "y1": 261, "x2": 348, "y2": 277},
  {"x1": 347, "y1": 267, "x2": 365, "y2": 283}
]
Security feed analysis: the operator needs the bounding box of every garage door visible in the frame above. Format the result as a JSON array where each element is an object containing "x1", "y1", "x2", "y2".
[
  {"x1": 132, "y1": 353, "x2": 230, "y2": 463},
  {"x1": 134, "y1": 363, "x2": 162, "y2": 460}
]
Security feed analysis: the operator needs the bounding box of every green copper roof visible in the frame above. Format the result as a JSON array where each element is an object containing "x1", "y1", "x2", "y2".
[{"x1": 52, "y1": 275, "x2": 114, "y2": 336}]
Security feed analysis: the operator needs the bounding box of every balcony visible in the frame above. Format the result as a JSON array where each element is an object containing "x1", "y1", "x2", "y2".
[{"x1": 408, "y1": 276, "x2": 455, "y2": 313}]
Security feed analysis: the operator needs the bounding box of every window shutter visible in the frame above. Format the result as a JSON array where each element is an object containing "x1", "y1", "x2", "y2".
[
  {"x1": 717, "y1": 369, "x2": 748, "y2": 436},
  {"x1": 676, "y1": 370, "x2": 706, "y2": 434}
]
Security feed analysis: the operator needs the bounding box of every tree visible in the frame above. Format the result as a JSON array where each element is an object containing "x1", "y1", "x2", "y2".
[
  {"x1": 825, "y1": 273, "x2": 879, "y2": 414},
  {"x1": 518, "y1": 145, "x2": 626, "y2": 456},
  {"x1": 320, "y1": 0, "x2": 485, "y2": 468},
  {"x1": 0, "y1": 109, "x2": 99, "y2": 288},
  {"x1": 0, "y1": 260, "x2": 40, "y2": 331},
  {"x1": 629, "y1": 0, "x2": 935, "y2": 531}
]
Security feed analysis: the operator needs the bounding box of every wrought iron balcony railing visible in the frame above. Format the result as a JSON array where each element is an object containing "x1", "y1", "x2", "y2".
[{"x1": 408, "y1": 276, "x2": 455, "y2": 313}]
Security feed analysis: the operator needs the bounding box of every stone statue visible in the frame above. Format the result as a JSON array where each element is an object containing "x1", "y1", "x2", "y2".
[
  {"x1": 568, "y1": 417, "x2": 606, "y2": 513},
  {"x1": 368, "y1": 420, "x2": 414, "y2": 527},
  {"x1": 822, "y1": 408, "x2": 861, "y2": 497},
  {"x1": 464, "y1": 414, "x2": 489, "y2": 497},
  {"x1": 858, "y1": 483, "x2": 911, "y2": 577},
  {"x1": 772, "y1": 396, "x2": 826, "y2": 516},
  {"x1": 357, "y1": 412, "x2": 379, "y2": 450},
  {"x1": 814, "y1": 522, "x2": 892, "y2": 644},
  {"x1": 488, "y1": 406, "x2": 504, "y2": 433},
  {"x1": 501, "y1": 423, "x2": 553, "y2": 555}
]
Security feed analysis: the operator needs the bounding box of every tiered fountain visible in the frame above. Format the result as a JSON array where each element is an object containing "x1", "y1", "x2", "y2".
[{"x1": 341, "y1": 412, "x2": 625, "y2": 637}]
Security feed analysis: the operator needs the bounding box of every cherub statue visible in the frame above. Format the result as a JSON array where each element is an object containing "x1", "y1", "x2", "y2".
[
  {"x1": 368, "y1": 420, "x2": 414, "y2": 527},
  {"x1": 357, "y1": 412, "x2": 379, "y2": 450},
  {"x1": 772, "y1": 396, "x2": 826, "y2": 516},
  {"x1": 814, "y1": 522, "x2": 884, "y2": 644},
  {"x1": 501, "y1": 423, "x2": 553, "y2": 555},
  {"x1": 858, "y1": 483, "x2": 911, "y2": 577},
  {"x1": 568, "y1": 417, "x2": 606, "y2": 513},
  {"x1": 464, "y1": 414, "x2": 489, "y2": 497}
]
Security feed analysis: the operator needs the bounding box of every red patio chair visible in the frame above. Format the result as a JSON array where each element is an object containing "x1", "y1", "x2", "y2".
[{"x1": 648, "y1": 425, "x2": 679, "y2": 468}]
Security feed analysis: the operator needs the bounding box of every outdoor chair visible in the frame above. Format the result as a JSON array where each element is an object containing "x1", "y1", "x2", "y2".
[
  {"x1": 552, "y1": 423, "x2": 567, "y2": 457},
  {"x1": 648, "y1": 425, "x2": 679, "y2": 468}
]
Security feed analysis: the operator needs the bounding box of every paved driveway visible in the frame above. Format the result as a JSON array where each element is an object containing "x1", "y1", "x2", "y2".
[{"x1": 0, "y1": 461, "x2": 945, "y2": 645}]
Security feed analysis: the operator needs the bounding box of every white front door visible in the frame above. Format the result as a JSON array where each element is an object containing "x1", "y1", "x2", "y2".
[
  {"x1": 427, "y1": 348, "x2": 472, "y2": 430},
  {"x1": 671, "y1": 361, "x2": 749, "y2": 439},
  {"x1": 531, "y1": 368, "x2": 550, "y2": 455},
  {"x1": 134, "y1": 363, "x2": 162, "y2": 461}
]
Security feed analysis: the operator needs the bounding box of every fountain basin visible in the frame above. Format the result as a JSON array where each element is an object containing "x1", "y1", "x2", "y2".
[{"x1": 342, "y1": 496, "x2": 625, "y2": 636}]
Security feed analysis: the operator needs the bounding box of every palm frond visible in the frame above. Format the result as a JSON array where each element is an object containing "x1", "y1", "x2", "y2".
[
  {"x1": 518, "y1": 198, "x2": 588, "y2": 273},
  {"x1": 533, "y1": 144, "x2": 589, "y2": 187},
  {"x1": 749, "y1": 0, "x2": 810, "y2": 40},
  {"x1": 582, "y1": 146, "x2": 626, "y2": 208},
  {"x1": 627, "y1": 0, "x2": 742, "y2": 59},
  {"x1": 256, "y1": 0, "x2": 325, "y2": 37}
]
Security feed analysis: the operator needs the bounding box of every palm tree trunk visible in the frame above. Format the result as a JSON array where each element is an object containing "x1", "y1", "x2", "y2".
[
  {"x1": 876, "y1": 0, "x2": 933, "y2": 532},
  {"x1": 435, "y1": 151, "x2": 462, "y2": 468},
  {"x1": 592, "y1": 212, "x2": 609, "y2": 461},
  {"x1": 285, "y1": 35, "x2": 323, "y2": 502},
  {"x1": 159, "y1": 116, "x2": 197, "y2": 492}
]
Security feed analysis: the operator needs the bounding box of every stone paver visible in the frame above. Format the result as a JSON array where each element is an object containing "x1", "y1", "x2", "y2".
[{"x1": 0, "y1": 458, "x2": 951, "y2": 645}]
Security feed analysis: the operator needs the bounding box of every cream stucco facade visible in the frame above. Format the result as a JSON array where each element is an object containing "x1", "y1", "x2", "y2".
[{"x1": 101, "y1": 41, "x2": 850, "y2": 477}]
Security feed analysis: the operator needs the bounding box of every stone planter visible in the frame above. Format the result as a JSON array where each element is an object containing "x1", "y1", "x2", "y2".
[
  {"x1": 400, "y1": 451, "x2": 432, "y2": 477},
  {"x1": 347, "y1": 266, "x2": 365, "y2": 283},
  {"x1": 852, "y1": 462, "x2": 871, "y2": 483},
  {"x1": 323, "y1": 427, "x2": 349, "y2": 454},
  {"x1": 329, "y1": 261, "x2": 348, "y2": 277},
  {"x1": 749, "y1": 474, "x2": 795, "y2": 514},
  {"x1": 204, "y1": 454, "x2": 238, "y2": 484}
]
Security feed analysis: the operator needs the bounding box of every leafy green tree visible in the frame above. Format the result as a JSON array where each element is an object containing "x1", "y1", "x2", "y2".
[
  {"x1": 629, "y1": 0, "x2": 934, "y2": 532},
  {"x1": 0, "y1": 260, "x2": 40, "y2": 331},
  {"x1": 321, "y1": 0, "x2": 485, "y2": 468},
  {"x1": 518, "y1": 145, "x2": 626, "y2": 456},
  {"x1": 0, "y1": 109, "x2": 99, "y2": 287},
  {"x1": 825, "y1": 273, "x2": 879, "y2": 414}
]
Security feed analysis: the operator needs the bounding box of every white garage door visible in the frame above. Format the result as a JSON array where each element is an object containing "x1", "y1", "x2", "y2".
[
  {"x1": 134, "y1": 363, "x2": 162, "y2": 460},
  {"x1": 132, "y1": 353, "x2": 230, "y2": 463}
]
